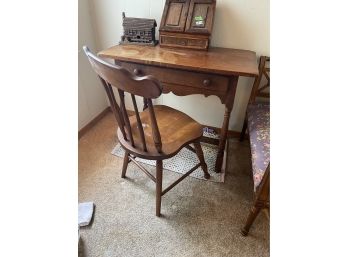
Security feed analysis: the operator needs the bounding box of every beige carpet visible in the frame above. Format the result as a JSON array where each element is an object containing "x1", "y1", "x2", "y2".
[{"x1": 78, "y1": 112, "x2": 269, "y2": 257}]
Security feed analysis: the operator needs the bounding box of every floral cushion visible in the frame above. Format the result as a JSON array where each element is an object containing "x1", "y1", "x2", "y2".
[{"x1": 247, "y1": 103, "x2": 270, "y2": 191}]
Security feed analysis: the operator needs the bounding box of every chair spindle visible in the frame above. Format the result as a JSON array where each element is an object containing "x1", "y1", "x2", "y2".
[
  {"x1": 131, "y1": 94, "x2": 147, "y2": 152},
  {"x1": 146, "y1": 98, "x2": 162, "y2": 153},
  {"x1": 143, "y1": 97, "x2": 148, "y2": 110},
  {"x1": 99, "y1": 77, "x2": 127, "y2": 140},
  {"x1": 107, "y1": 83, "x2": 128, "y2": 140},
  {"x1": 118, "y1": 89, "x2": 135, "y2": 147}
]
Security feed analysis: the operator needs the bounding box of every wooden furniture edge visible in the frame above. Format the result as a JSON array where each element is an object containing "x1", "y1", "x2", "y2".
[
  {"x1": 98, "y1": 56, "x2": 258, "y2": 77},
  {"x1": 78, "y1": 106, "x2": 111, "y2": 139},
  {"x1": 97, "y1": 47, "x2": 259, "y2": 77}
]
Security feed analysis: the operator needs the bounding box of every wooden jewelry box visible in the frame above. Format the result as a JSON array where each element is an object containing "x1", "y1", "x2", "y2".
[{"x1": 159, "y1": 0, "x2": 216, "y2": 50}]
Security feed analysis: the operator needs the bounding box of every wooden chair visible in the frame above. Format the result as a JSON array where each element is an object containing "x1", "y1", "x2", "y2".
[
  {"x1": 240, "y1": 56, "x2": 270, "y2": 236},
  {"x1": 83, "y1": 46, "x2": 210, "y2": 217}
]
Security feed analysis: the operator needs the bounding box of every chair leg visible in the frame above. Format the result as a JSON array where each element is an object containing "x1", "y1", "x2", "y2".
[
  {"x1": 239, "y1": 117, "x2": 248, "y2": 142},
  {"x1": 121, "y1": 151, "x2": 129, "y2": 178},
  {"x1": 193, "y1": 142, "x2": 210, "y2": 179},
  {"x1": 156, "y1": 160, "x2": 163, "y2": 217},
  {"x1": 241, "y1": 204, "x2": 262, "y2": 236}
]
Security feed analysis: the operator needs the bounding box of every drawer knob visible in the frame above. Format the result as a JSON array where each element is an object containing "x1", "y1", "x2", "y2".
[
  {"x1": 133, "y1": 69, "x2": 141, "y2": 75},
  {"x1": 203, "y1": 79, "x2": 211, "y2": 87}
]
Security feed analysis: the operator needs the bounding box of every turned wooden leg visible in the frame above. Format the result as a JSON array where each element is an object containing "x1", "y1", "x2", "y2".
[
  {"x1": 239, "y1": 116, "x2": 248, "y2": 142},
  {"x1": 156, "y1": 160, "x2": 163, "y2": 217},
  {"x1": 241, "y1": 205, "x2": 262, "y2": 236},
  {"x1": 193, "y1": 142, "x2": 210, "y2": 179},
  {"x1": 121, "y1": 151, "x2": 129, "y2": 178},
  {"x1": 215, "y1": 107, "x2": 232, "y2": 173}
]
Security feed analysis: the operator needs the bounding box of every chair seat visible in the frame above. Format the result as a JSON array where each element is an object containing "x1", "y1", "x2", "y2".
[
  {"x1": 117, "y1": 105, "x2": 203, "y2": 159},
  {"x1": 247, "y1": 103, "x2": 270, "y2": 191}
]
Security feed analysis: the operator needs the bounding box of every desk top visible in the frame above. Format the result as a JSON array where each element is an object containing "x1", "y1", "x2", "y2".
[{"x1": 98, "y1": 45, "x2": 258, "y2": 77}]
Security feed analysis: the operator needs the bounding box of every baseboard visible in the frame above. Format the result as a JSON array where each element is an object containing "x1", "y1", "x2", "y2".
[
  {"x1": 78, "y1": 106, "x2": 111, "y2": 139},
  {"x1": 203, "y1": 125, "x2": 241, "y2": 139},
  {"x1": 78, "y1": 106, "x2": 241, "y2": 140}
]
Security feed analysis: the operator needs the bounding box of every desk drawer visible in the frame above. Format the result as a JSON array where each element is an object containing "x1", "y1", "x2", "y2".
[{"x1": 119, "y1": 62, "x2": 229, "y2": 92}]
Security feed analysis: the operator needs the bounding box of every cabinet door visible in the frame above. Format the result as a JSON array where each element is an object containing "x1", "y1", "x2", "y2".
[
  {"x1": 160, "y1": 0, "x2": 190, "y2": 32},
  {"x1": 185, "y1": 0, "x2": 216, "y2": 34}
]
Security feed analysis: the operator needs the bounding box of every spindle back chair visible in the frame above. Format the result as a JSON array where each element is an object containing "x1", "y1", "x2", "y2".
[{"x1": 83, "y1": 46, "x2": 210, "y2": 217}]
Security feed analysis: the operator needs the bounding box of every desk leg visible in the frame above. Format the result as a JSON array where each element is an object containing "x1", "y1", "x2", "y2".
[
  {"x1": 215, "y1": 76, "x2": 238, "y2": 173},
  {"x1": 215, "y1": 107, "x2": 232, "y2": 173}
]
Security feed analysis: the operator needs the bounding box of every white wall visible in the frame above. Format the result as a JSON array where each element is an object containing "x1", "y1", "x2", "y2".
[
  {"x1": 88, "y1": 0, "x2": 269, "y2": 131},
  {"x1": 78, "y1": 0, "x2": 108, "y2": 130}
]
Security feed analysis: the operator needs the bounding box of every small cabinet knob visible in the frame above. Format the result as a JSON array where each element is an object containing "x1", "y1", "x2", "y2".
[
  {"x1": 203, "y1": 79, "x2": 211, "y2": 87},
  {"x1": 133, "y1": 69, "x2": 141, "y2": 75}
]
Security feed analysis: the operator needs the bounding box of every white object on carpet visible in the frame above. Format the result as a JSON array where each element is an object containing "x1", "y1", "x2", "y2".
[
  {"x1": 78, "y1": 202, "x2": 94, "y2": 227},
  {"x1": 111, "y1": 130, "x2": 226, "y2": 182}
]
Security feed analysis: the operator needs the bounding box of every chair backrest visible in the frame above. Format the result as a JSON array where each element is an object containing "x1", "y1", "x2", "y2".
[
  {"x1": 249, "y1": 56, "x2": 270, "y2": 104},
  {"x1": 83, "y1": 46, "x2": 163, "y2": 153}
]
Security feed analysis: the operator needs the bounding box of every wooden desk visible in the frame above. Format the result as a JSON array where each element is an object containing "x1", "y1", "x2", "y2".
[{"x1": 98, "y1": 45, "x2": 258, "y2": 173}]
